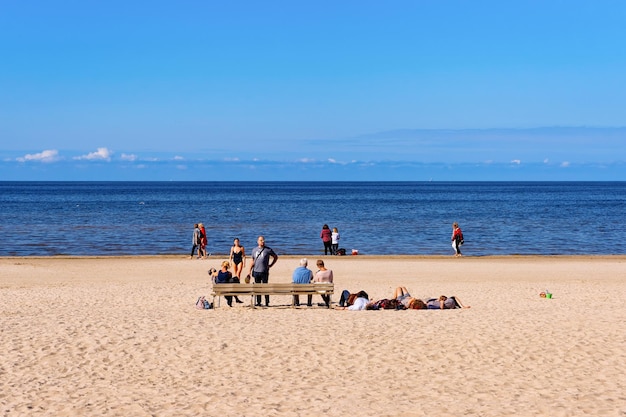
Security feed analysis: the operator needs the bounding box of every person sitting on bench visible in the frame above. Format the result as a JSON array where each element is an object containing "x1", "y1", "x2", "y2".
[
  {"x1": 312, "y1": 259, "x2": 333, "y2": 307},
  {"x1": 211, "y1": 261, "x2": 243, "y2": 307},
  {"x1": 292, "y1": 258, "x2": 314, "y2": 306}
]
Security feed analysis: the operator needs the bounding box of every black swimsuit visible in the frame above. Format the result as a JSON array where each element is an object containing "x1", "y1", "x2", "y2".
[{"x1": 232, "y1": 247, "x2": 243, "y2": 265}]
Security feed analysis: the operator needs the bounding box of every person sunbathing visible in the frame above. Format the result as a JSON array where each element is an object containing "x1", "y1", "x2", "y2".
[
  {"x1": 392, "y1": 287, "x2": 470, "y2": 309},
  {"x1": 335, "y1": 290, "x2": 370, "y2": 310},
  {"x1": 426, "y1": 295, "x2": 470, "y2": 309},
  {"x1": 393, "y1": 287, "x2": 427, "y2": 309}
]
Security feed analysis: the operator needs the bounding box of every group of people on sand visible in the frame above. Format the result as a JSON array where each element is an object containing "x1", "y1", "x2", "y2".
[
  {"x1": 208, "y1": 242, "x2": 469, "y2": 310},
  {"x1": 321, "y1": 222, "x2": 463, "y2": 257},
  {"x1": 209, "y1": 235, "x2": 278, "y2": 307},
  {"x1": 336, "y1": 287, "x2": 470, "y2": 311},
  {"x1": 198, "y1": 222, "x2": 467, "y2": 308},
  {"x1": 194, "y1": 221, "x2": 463, "y2": 259}
]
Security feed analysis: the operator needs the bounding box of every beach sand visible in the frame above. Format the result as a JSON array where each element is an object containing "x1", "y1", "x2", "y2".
[{"x1": 1, "y1": 255, "x2": 625, "y2": 416}]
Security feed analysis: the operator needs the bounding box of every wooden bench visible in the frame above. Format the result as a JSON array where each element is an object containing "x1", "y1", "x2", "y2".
[{"x1": 211, "y1": 283, "x2": 334, "y2": 308}]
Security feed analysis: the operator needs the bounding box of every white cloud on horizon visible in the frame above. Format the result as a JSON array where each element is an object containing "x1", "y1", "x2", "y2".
[
  {"x1": 120, "y1": 153, "x2": 137, "y2": 161},
  {"x1": 328, "y1": 158, "x2": 352, "y2": 165},
  {"x1": 561, "y1": 161, "x2": 570, "y2": 167},
  {"x1": 16, "y1": 149, "x2": 60, "y2": 163},
  {"x1": 511, "y1": 159, "x2": 521, "y2": 165},
  {"x1": 74, "y1": 147, "x2": 112, "y2": 161}
]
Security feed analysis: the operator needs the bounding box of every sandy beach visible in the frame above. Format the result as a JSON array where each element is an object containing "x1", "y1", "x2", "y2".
[{"x1": 1, "y1": 255, "x2": 625, "y2": 416}]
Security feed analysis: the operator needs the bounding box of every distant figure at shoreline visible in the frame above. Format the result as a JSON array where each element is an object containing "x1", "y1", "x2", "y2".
[
  {"x1": 452, "y1": 222, "x2": 464, "y2": 257},
  {"x1": 198, "y1": 223, "x2": 207, "y2": 259},
  {"x1": 320, "y1": 224, "x2": 332, "y2": 255},
  {"x1": 331, "y1": 227, "x2": 340, "y2": 255},
  {"x1": 190, "y1": 223, "x2": 201, "y2": 259}
]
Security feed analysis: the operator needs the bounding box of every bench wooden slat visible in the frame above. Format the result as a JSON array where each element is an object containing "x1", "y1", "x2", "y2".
[{"x1": 212, "y1": 283, "x2": 333, "y2": 294}]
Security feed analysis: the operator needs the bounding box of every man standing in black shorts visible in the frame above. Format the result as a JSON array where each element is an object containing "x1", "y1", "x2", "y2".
[{"x1": 248, "y1": 235, "x2": 278, "y2": 307}]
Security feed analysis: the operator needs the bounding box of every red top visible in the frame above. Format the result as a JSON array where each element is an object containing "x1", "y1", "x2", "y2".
[
  {"x1": 452, "y1": 227, "x2": 463, "y2": 241},
  {"x1": 200, "y1": 226, "x2": 207, "y2": 246},
  {"x1": 320, "y1": 228, "x2": 332, "y2": 242}
]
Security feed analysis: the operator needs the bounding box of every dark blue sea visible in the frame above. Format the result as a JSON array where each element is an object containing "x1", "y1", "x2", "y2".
[{"x1": 0, "y1": 182, "x2": 624, "y2": 256}]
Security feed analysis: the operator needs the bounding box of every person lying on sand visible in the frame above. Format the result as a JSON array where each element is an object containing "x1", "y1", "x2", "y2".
[
  {"x1": 394, "y1": 288, "x2": 470, "y2": 309},
  {"x1": 335, "y1": 290, "x2": 370, "y2": 310},
  {"x1": 366, "y1": 288, "x2": 471, "y2": 310},
  {"x1": 337, "y1": 289, "x2": 369, "y2": 307},
  {"x1": 426, "y1": 295, "x2": 470, "y2": 309},
  {"x1": 393, "y1": 286, "x2": 427, "y2": 310}
]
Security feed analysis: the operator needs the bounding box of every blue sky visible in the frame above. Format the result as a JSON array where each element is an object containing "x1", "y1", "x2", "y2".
[{"x1": 1, "y1": 0, "x2": 625, "y2": 180}]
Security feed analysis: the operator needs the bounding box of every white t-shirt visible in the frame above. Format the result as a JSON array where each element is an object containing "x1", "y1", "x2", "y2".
[{"x1": 348, "y1": 297, "x2": 369, "y2": 311}]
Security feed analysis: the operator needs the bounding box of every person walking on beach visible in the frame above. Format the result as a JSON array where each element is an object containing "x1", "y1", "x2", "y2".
[
  {"x1": 190, "y1": 223, "x2": 201, "y2": 259},
  {"x1": 292, "y1": 258, "x2": 314, "y2": 306},
  {"x1": 320, "y1": 224, "x2": 332, "y2": 255},
  {"x1": 198, "y1": 223, "x2": 207, "y2": 259},
  {"x1": 331, "y1": 227, "x2": 340, "y2": 255},
  {"x1": 451, "y1": 222, "x2": 464, "y2": 257},
  {"x1": 248, "y1": 236, "x2": 278, "y2": 307},
  {"x1": 229, "y1": 238, "x2": 246, "y2": 279}
]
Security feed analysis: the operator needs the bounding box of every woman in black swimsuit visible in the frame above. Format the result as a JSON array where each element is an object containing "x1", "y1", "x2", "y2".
[{"x1": 229, "y1": 238, "x2": 246, "y2": 279}]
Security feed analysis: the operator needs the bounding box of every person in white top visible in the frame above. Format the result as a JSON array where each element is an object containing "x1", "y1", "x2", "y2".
[
  {"x1": 336, "y1": 289, "x2": 370, "y2": 310},
  {"x1": 331, "y1": 227, "x2": 340, "y2": 255},
  {"x1": 347, "y1": 296, "x2": 369, "y2": 310}
]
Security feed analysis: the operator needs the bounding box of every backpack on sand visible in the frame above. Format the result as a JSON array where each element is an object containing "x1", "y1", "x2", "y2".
[{"x1": 196, "y1": 296, "x2": 213, "y2": 309}]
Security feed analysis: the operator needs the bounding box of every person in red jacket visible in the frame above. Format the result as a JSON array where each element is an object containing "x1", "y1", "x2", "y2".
[
  {"x1": 320, "y1": 224, "x2": 332, "y2": 255},
  {"x1": 451, "y1": 222, "x2": 464, "y2": 257}
]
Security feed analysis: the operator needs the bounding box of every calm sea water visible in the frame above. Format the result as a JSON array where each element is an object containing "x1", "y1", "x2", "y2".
[{"x1": 0, "y1": 181, "x2": 624, "y2": 256}]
